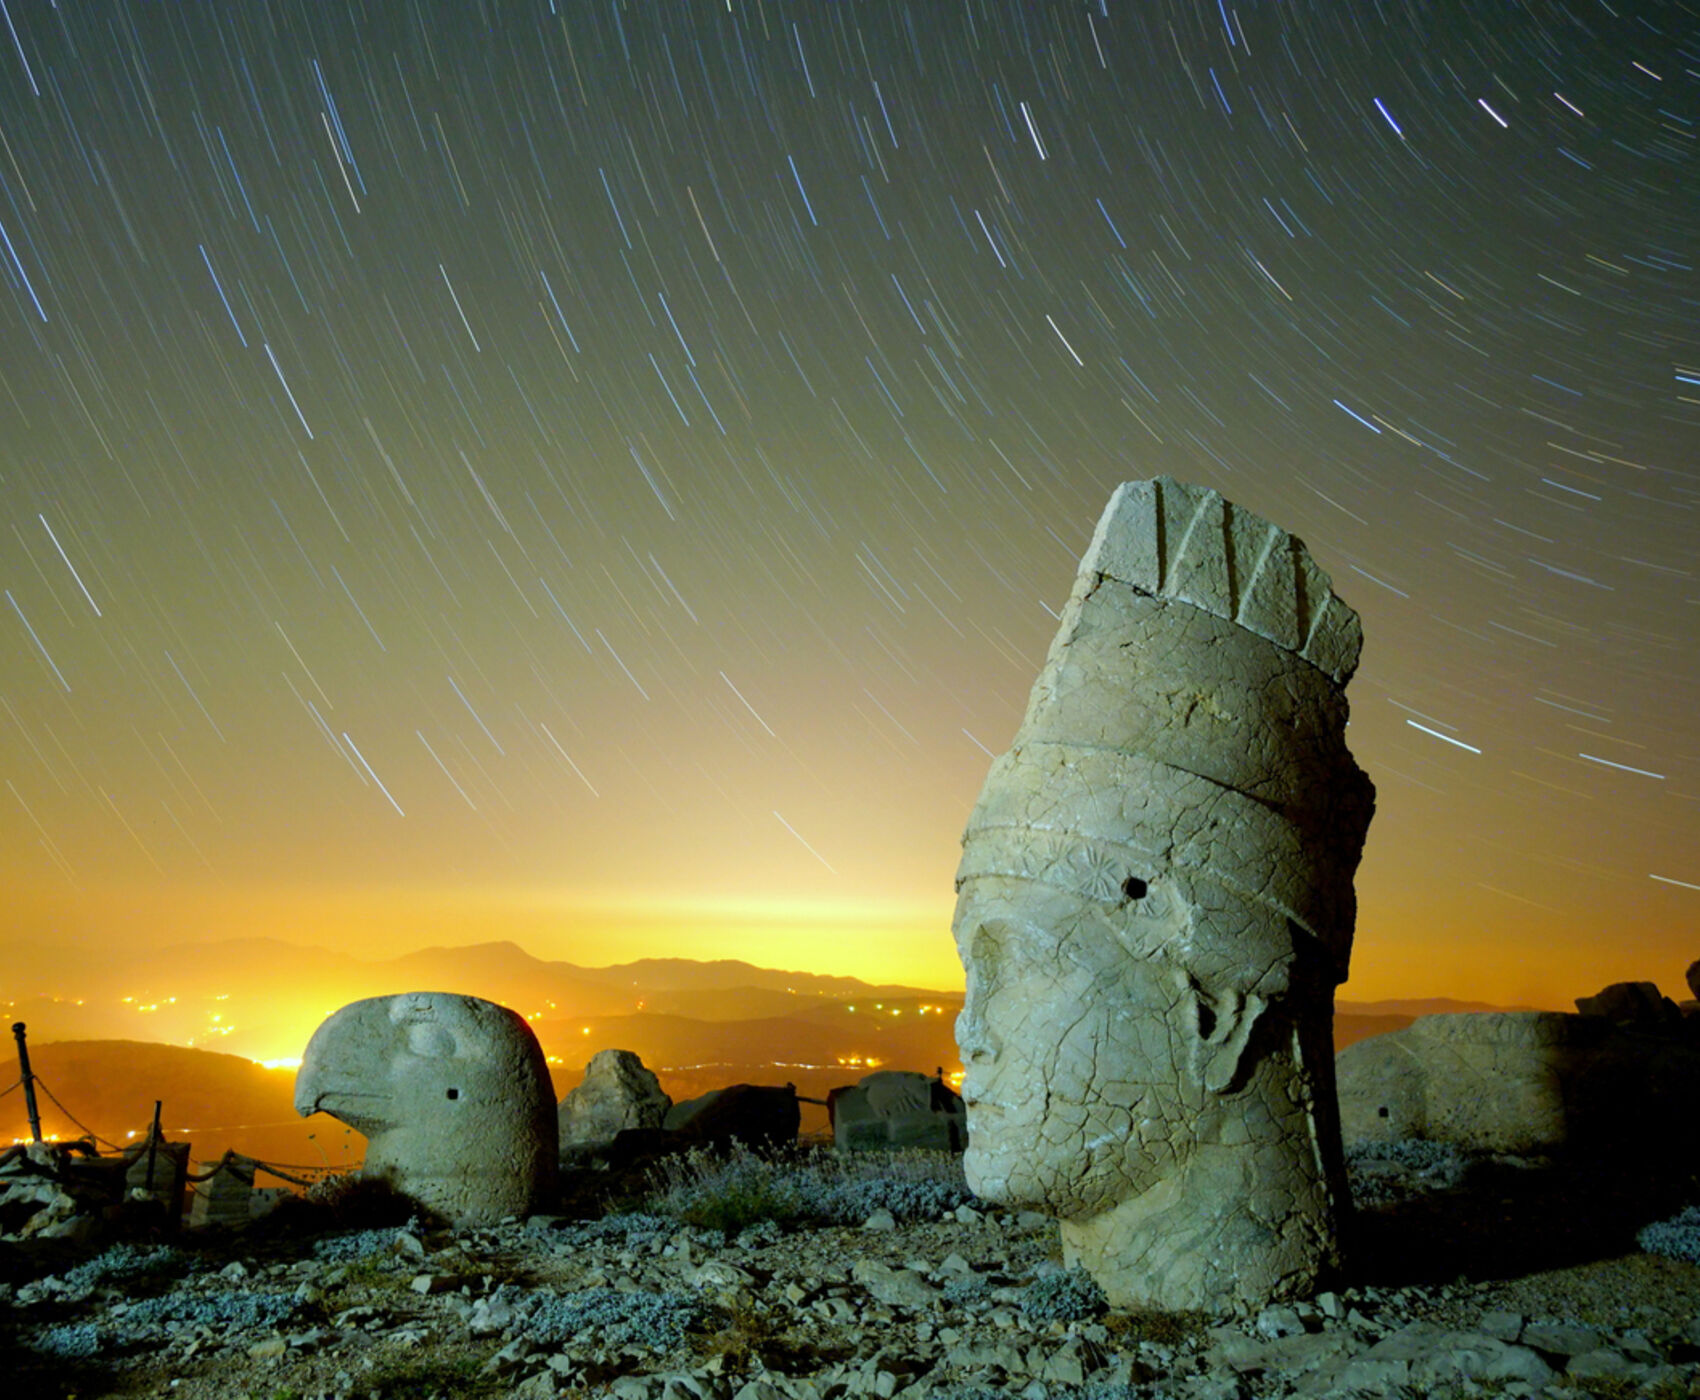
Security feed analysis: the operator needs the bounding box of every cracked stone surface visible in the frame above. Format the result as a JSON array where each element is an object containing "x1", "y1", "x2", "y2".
[
  {"x1": 295, "y1": 992, "x2": 559, "y2": 1226},
  {"x1": 951, "y1": 478, "x2": 1374, "y2": 1313}
]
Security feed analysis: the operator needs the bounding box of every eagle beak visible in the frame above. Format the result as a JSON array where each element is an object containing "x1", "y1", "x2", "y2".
[{"x1": 294, "y1": 998, "x2": 394, "y2": 1128}]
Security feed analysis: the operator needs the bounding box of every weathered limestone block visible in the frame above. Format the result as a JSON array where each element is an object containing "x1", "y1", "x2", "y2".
[
  {"x1": 1336, "y1": 1010, "x2": 1700, "y2": 1154},
  {"x1": 1337, "y1": 1013, "x2": 1574, "y2": 1151},
  {"x1": 952, "y1": 477, "x2": 1374, "y2": 1312},
  {"x1": 557, "y1": 1048, "x2": 671, "y2": 1157},
  {"x1": 189, "y1": 1156, "x2": 256, "y2": 1229},
  {"x1": 829, "y1": 1070, "x2": 968, "y2": 1152},
  {"x1": 295, "y1": 992, "x2": 557, "y2": 1225}
]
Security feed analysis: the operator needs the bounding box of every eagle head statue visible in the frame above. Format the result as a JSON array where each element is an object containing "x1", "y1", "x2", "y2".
[{"x1": 295, "y1": 991, "x2": 558, "y2": 1225}]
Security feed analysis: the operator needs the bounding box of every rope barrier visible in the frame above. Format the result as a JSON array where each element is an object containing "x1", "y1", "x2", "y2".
[
  {"x1": 29, "y1": 1076, "x2": 123, "y2": 1152},
  {"x1": 0, "y1": 1077, "x2": 22, "y2": 1099},
  {"x1": 250, "y1": 1160, "x2": 333, "y2": 1188}
]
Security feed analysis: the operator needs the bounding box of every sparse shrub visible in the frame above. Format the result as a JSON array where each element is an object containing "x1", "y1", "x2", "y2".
[
  {"x1": 27, "y1": 1322, "x2": 111, "y2": 1360},
  {"x1": 1345, "y1": 1137, "x2": 1472, "y2": 1206},
  {"x1": 1564, "y1": 1376, "x2": 1646, "y2": 1400},
  {"x1": 647, "y1": 1147, "x2": 808, "y2": 1234},
  {"x1": 311, "y1": 1214, "x2": 426, "y2": 1264},
  {"x1": 553, "y1": 1211, "x2": 681, "y2": 1249},
  {"x1": 55, "y1": 1242, "x2": 187, "y2": 1295},
  {"x1": 734, "y1": 1218, "x2": 782, "y2": 1249},
  {"x1": 303, "y1": 1172, "x2": 433, "y2": 1229},
  {"x1": 362, "y1": 1350, "x2": 500, "y2": 1399},
  {"x1": 636, "y1": 1142, "x2": 974, "y2": 1232},
  {"x1": 1638, "y1": 1204, "x2": 1700, "y2": 1264},
  {"x1": 1102, "y1": 1304, "x2": 1207, "y2": 1350},
  {"x1": 797, "y1": 1170, "x2": 970, "y2": 1223},
  {"x1": 1021, "y1": 1266, "x2": 1108, "y2": 1322},
  {"x1": 941, "y1": 1272, "x2": 994, "y2": 1307},
  {"x1": 518, "y1": 1285, "x2": 706, "y2": 1351},
  {"x1": 118, "y1": 1288, "x2": 297, "y2": 1333}
]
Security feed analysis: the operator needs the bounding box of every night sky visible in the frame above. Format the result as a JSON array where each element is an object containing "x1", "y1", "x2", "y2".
[{"x1": 1, "y1": 1, "x2": 1695, "y2": 1006}]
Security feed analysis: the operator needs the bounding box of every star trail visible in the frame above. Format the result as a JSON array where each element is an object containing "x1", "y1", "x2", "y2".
[{"x1": 1, "y1": 1, "x2": 1695, "y2": 1005}]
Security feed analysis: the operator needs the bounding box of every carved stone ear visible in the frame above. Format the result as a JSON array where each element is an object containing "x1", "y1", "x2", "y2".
[{"x1": 1188, "y1": 983, "x2": 1268, "y2": 1094}]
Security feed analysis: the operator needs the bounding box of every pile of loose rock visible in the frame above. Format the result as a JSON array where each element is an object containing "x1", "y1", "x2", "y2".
[{"x1": 8, "y1": 1162, "x2": 1700, "y2": 1400}]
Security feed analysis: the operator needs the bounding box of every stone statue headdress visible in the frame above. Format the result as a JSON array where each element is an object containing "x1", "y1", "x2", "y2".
[
  {"x1": 952, "y1": 477, "x2": 1374, "y2": 1310},
  {"x1": 956, "y1": 476, "x2": 1372, "y2": 987}
]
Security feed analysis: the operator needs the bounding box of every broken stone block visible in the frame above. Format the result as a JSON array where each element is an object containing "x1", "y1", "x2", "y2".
[
  {"x1": 189, "y1": 1155, "x2": 256, "y2": 1229},
  {"x1": 951, "y1": 477, "x2": 1374, "y2": 1313},
  {"x1": 1575, "y1": 980, "x2": 1683, "y2": 1028},
  {"x1": 557, "y1": 1048, "x2": 671, "y2": 1157},
  {"x1": 295, "y1": 991, "x2": 558, "y2": 1226},
  {"x1": 1336, "y1": 1010, "x2": 1700, "y2": 1155},
  {"x1": 662, "y1": 1083, "x2": 799, "y2": 1148},
  {"x1": 828, "y1": 1070, "x2": 967, "y2": 1152}
]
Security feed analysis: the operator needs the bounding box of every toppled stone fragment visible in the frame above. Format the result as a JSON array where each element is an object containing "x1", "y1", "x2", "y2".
[
  {"x1": 952, "y1": 477, "x2": 1374, "y2": 1312},
  {"x1": 663, "y1": 1083, "x2": 799, "y2": 1148},
  {"x1": 1575, "y1": 980, "x2": 1683, "y2": 1028},
  {"x1": 558, "y1": 1049, "x2": 671, "y2": 1157},
  {"x1": 295, "y1": 991, "x2": 558, "y2": 1226}
]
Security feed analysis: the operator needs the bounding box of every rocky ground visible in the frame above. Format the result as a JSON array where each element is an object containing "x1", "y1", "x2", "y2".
[{"x1": 6, "y1": 1143, "x2": 1700, "y2": 1400}]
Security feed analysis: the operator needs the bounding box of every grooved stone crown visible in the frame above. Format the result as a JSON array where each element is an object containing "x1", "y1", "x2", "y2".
[{"x1": 1084, "y1": 476, "x2": 1362, "y2": 683}]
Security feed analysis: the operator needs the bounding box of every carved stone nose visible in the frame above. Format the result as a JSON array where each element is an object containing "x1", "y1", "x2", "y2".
[{"x1": 955, "y1": 1003, "x2": 999, "y2": 1063}]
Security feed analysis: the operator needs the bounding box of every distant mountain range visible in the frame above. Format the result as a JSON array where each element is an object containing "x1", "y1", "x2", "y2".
[
  {"x1": 1, "y1": 936, "x2": 1543, "y2": 1175},
  {"x1": 2, "y1": 938, "x2": 949, "y2": 1059}
]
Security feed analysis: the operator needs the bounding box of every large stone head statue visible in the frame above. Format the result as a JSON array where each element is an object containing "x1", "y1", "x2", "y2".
[
  {"x1": 295, "y1": 991, "x2": 558, "y2": 1225},
  {"x1": 953, "y1": 478, "x2": 1374, "y2": 1311}
]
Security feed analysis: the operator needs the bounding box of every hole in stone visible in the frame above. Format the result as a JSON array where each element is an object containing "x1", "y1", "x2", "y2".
[
  {"x1": 1196, "y1": 1003, "x2": 1217, "y2": 1040},
  {"x1": 446, "y1": 1088, "x2": 460, "y2": 1101},
  {"x1": 1122, "y1": 877, "x2": 1148, "y2": 901}
]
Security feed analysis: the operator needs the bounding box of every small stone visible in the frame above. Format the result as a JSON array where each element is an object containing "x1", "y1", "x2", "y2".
[
  {"x1": 1255, "y1": 1304, "x2": 1306, "y2": 1339},
  {"x1": 954, "y1": 1204, "x2": 983, "y2": 1225},
  {"x1": 1476, "y1": 1310, "x2": 1523, "y2": 1343},
  {"x1": 392, "y1": 1231, "x2": 426, "y2": 1260},
  {"x1": 1041, "y1": 1340, "x2": 1088, "y2": 1386},
  {"x1": 690, "y1": 1260, "x2": 754, "y2": 1288},
  {"x1": 1315, "y1": 1291, "x2": 1343, "y2": 1320},
  {"x1": 1521, "y1": 1322, "x2": 1605, "y2": 1357},
  {"x1": 220, "y1": 1261, "x2": 250, "y2": 1281},
  {"x1": 247, "y1": 1337, "x2": 287, "y2": 1360},
  {"x1": 862, "y1": 1208, "x2": 897, "y2": 1232},
  {"x1": 1564, "y1": 1348, "x2": 1639, "y2": 1382}
]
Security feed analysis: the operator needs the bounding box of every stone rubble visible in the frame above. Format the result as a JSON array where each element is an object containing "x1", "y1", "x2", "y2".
[{"x1": 9, "y1": 1187, "x2": 1700, "y2": 1400}]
